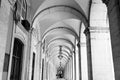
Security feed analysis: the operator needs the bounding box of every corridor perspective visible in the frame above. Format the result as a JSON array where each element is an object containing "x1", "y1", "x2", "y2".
[{"x1": 0, "y1": 0, "x2": 120, "y2": 80}]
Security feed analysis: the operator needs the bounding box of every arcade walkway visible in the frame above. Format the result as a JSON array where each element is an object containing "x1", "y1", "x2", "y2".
[
  {"x1": 31, "y1": 0, "x2": 114, "y2": 80},
  {"x1": 1, "y1": 0, "x2": 120, "y2": 80}
]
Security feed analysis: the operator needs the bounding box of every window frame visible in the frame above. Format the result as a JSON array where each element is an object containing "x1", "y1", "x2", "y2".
[{"x1": 10, "y1": 38, "x2": 24, "y2": 80}]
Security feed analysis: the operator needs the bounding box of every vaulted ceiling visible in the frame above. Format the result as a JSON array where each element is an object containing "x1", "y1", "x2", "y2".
[
  {"x1": 27, "y1": 0, "x2": 90, "y2": 19},
  {"x1": 31, "y1": 0, "x2": 89, "y2": 69}
]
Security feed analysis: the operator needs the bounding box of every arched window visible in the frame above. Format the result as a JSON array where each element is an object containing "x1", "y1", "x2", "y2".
[{"x1": 10, "y1": 38, "x2": 24, "y2": 80}]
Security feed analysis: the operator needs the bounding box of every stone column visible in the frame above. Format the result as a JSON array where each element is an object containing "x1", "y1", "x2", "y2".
[
  {"x1": 77, "y1": 42, "x2": 82, "y2": 80},
  {"x1": 89, "y1": 0, "x2": 115, "y2": 80},
  {"x1": 43, "y1": 55, "x2": 47, "y2": 80},
  {"x1": 102, "y1": 0, "x2": 120, "y2": 80},
  {"x1": 84, "y1": 27, "x2": 93, "y2": 80},
  {"x1": 75, "y1": 39, "x2": 81, "y2": 80},
  {"x1": 72, "y1": 51, "x2": 76, "y2": 80},
  {"x1": 72, "y1": 56, "x2": 74, "y2": 80}
]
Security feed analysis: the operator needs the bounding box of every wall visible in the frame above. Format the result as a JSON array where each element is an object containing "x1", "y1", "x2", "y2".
[
  {"x1": 0, "y1": 0, "x2": 11, "y2": 80},
  {"x1": 0, "y1": 0, "x2": 33, "y2": 80}
]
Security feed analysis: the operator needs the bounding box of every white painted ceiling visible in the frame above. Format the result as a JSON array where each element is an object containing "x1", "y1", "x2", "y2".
[
  {"x1": 32, "y1": 0, "x2": 89, "y2": 69},
  {"x1": 28, "y1": 0, "x2": 90, "y2": 19}
]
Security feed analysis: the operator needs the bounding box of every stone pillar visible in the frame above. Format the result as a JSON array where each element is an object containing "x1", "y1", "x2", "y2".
[
  {"x1": 43, "y1": 56, "x2": 47, "y2": 80},
  {"x1": 75, "y1": 39, "x2": 81, "y2": 80},
  {"x1": 41, "y1": 59, "x2": 44, "y2": 80},
  {"x1": 84, "y1": 27, "x2": 93, "y2": 80},
  {"x1": 72, "y1": 51, "x2": 76, "y2": 80},
  {"x1": 74, "y1": 52, "x2": 76, "y2": 80},
  {"x1": 72, "y1": 56, "x2": 74, "y2": 80},
  {"x1": 89, "y1": 0, "x2": 115, "y2": 80},
  {"x1": 46, "y1": 62, "x2": 48, "y2": 80},
  {"x1": 77, "y1": 42, "x2": 82, "y2": 80},
  {"x1": 102, "y1": 0, "x2": 120, "y2": 80}
]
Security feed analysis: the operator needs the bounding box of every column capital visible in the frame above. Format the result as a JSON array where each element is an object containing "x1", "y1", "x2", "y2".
[
  {"x1": 89, "y1": 27, "x2": 109, "y2": 33},
  {"x1": 77, "y1": 42, "x2": 80, "y2": 48},
  {"x1": 102, "y1": 0, "x2": 110, "y2": 6},
  {"x1": 84, "y1": 27, "x2": 90, "y2": 36}
]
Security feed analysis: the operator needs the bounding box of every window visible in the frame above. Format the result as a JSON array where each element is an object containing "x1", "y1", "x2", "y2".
[
  {"x1": 10, "y1": 38, "x2": 24, "y2": 80},
  {"x1": 31, "y1": 53, "x2": 35, "y2": 80},
  {"x1": 15, "y1": 0, "x2": 27, "y2": 20},
  {"x1": 17, "y1": 0, "x2": 22, "y2": 13},
  {"x1": 21, "y1": 0, "x2": 27, "y2": 19}
]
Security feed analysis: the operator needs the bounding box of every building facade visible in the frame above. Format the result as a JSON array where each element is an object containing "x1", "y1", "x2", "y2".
[{"x1": 0, "y1": 0, "x2": 120, "y2": 80}]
